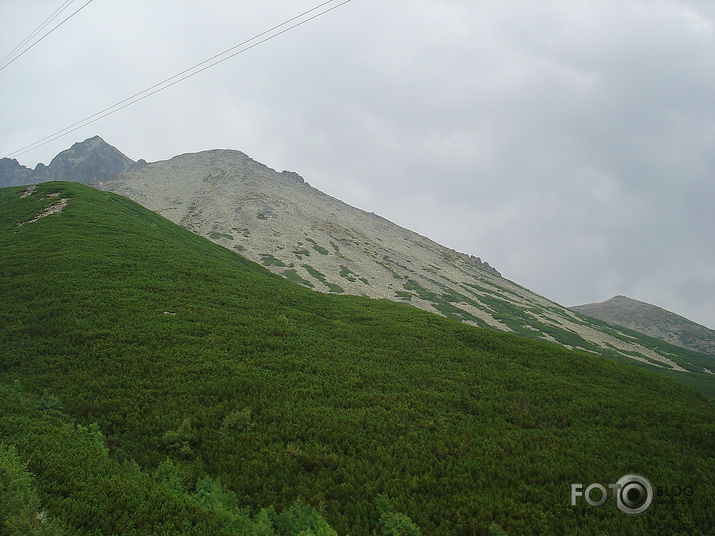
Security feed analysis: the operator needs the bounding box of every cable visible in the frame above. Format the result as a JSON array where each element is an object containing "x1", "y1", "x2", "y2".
[
  {"x1": 7, "y1": 0, "x2": 340, "y2": 157},
  {"x1": 6, "y1": 0, "x2": 352, "y2": 159},
  {"x1": 0, "y1": 0, "x2": 75, "y2": 69},
  {"x1": 0, "y1": 0, "x2": 94, "y2": 74},
  {"x1": 0, "y1": 0, "x2": 75, "y2": 70},
  {"x1": 0, "y1": 0, "x2": 93, "y2": 73}
]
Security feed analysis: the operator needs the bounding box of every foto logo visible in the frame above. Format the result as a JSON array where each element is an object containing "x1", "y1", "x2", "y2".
[{"x1": 571, "y1": 474, "x2": 653, "y2": 514}]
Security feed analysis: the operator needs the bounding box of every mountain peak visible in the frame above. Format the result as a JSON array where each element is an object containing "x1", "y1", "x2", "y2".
[
  {"x1": 0, "y1": 135, "x2": 136, "y2": 187},
  {"x1": 73, "y1": 135, "x2": 109, "y2": 149},
  {"x1": 0, "y1": 157, "x2": 33, "y2": 187},
  {"x1": 53, "y1": 135, "x2": 116, "y2": 159},
  {"x1": 571, "y1": 296, "x2": 715, "y2": 356},
  {"x1": 41, "y1": 136, "x2": 134, "y2": 184}
]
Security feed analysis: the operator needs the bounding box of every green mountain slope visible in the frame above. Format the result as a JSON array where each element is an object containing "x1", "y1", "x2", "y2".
[{"x1": 1, "y1": 182, "x2": 713, "y2": 536}]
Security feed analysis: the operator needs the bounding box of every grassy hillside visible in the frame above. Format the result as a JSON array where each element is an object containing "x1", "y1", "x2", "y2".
[{"x1": 0, "y1": 182, "x2": 713, "y2": 536}]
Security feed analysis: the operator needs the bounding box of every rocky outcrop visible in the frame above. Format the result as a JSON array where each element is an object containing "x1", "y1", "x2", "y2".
[{"x1": 280, "y1": 170, "x2": 306, "y2": 184}]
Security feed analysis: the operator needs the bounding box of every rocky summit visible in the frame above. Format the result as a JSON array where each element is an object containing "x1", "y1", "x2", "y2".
[{"x1": 0, "y1": 136, "x2": 135, "y2": 187}]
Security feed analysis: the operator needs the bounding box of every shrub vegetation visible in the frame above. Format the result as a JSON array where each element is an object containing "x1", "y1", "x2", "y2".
[{"x1": 0, "y1": 183, "x2": 712, "y2": 535}]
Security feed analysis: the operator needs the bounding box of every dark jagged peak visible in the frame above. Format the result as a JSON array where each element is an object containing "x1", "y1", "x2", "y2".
[
  {"x1": 0, "y1": 157, "x2": 33, "y2": 187},
  {"x1": 35, "y1": 135, "x2": 135, "y2": 184}
]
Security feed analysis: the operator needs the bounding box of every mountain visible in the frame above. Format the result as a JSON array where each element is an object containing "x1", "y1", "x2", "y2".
[
  {"x1": 99, "y1": 148, "x2": 714, "y2": 379},
  {"x1": 0, "y1": 157, "x2": 33, "y2": 186},
  {"x1": 1, "y1": 181, "x2": 712, "y2": 535},
  {"x1": 7, "y1": 137, "x2": 714, "y2": 382},
  {"x1": 0, "y1": 135, "x2": 135, "y2": 187},
  {"x1": 572, "y1": 295, "x2": 715, "y2": 356}
]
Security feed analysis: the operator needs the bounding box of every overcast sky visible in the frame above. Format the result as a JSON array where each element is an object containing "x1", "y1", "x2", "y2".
[{"x1": 1, "y1": 0, "x2": 713, "y2": 328}]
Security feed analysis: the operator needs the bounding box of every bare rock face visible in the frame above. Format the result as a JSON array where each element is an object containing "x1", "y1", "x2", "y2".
[
  {"x1": 0, "y1": 136, "x2": 134, "y2": 187},
  {"x1": 571, "y1": 296, "x2": 715, "y2": 356}
]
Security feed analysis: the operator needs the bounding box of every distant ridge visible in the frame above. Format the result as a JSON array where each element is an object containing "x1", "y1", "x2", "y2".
[
  {"x1": 0, "y1": 136, "x2": 135, "y2": 187},
  {"x1": 571, "y1": 295, "x2": 715, "y2": 357}
]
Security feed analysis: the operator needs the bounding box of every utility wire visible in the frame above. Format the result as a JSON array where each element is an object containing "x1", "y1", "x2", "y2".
[
  {"x1": 7, "y1": 0, "x2": 338, "y2": 157},
  {"x1": 6, "y1": 0, "x2": 351, "y2": 159},
  {"x1": 0, "y1": 0, "x2": 94, "y2": 74},
  {"x1": 0, "y1": 0, "x2": 75, "y2": 70}
]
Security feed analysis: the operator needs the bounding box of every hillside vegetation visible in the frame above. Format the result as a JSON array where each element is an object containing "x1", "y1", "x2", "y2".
[{"x1": 0, "y1": 182, "x2": 713, "y2": 535}]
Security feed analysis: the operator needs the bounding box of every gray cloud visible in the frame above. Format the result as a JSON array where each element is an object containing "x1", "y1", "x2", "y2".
[{"x1": 1, "y1": 0, "x2": 713, "y2": 327}]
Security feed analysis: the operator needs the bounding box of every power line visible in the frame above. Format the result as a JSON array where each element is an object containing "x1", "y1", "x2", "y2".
[
  {"x1": 0, "y1": 0, "x2": 75, "y2": 70},
  {"x1": 6, "y1": 0, "x2": 352, "y2": 159},
  {"x1": 7, "y1": 0, "x2": 339, "y2": 157},
  {"x1": 0, "y1": 0, "x2": 94, "y2": 74}
]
